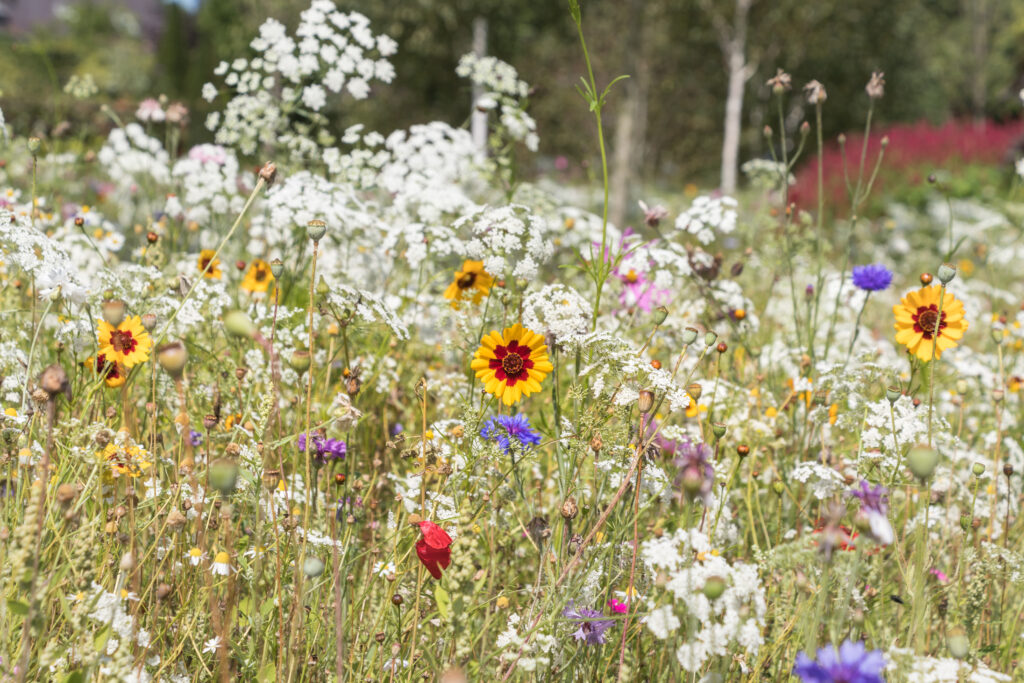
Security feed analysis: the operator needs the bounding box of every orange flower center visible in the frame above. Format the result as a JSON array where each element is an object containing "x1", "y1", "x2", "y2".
[
  {"x1": 625, "y1": 270, "x2": 639, "y2": 284},
  {"x1": 457, "y1": 272, "x2": 477, "y2": 289},
  {"x1": 912, "y1": 305, "x2": 946, "y2": 340},
  {"x1": 110, "y1": 329, "x2": 137, "y2": 355}
]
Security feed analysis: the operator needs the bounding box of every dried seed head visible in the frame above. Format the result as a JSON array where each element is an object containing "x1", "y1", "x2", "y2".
[
  {"x1": 865, "y1": 71, "x2": 885, "y2": 99},
  {"x1": 258, "y1": 161, "x2": 277, "y2": 185},
  {"x1": 560, "y1": 497, "x2": 578, "y2": 520},
  {"x1": 306, "y1": 219, "x2": 327, "y2": 242}
]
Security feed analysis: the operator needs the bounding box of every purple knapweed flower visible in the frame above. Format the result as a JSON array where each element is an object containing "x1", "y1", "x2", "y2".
[
  {"x1": 481, "y1": 414, "x2": 541, "y2": 455},
  {"x1": 851, "y1": 264, "x2": 893, "y2": 292},
  {"x1": 671, "y1": 438, "x2": 715, "y2": 504},
  {"x1": 299, "y1": 432, "x2": 347, "y2": 464},
  {"x1": 793, "y1": 640, "x2": 885, "y2": 683},
  {"x1": 562, "y1": 601, "x2": 615, "y2": 645},
  {"x1": 189, "y1": 429, "x2": 203, "y2": 447},
  {"x1": 849, "y1": 480, "x2": 894, "y2": 545}
]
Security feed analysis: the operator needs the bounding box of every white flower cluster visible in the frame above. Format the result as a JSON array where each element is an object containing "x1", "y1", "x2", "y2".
[
  {"x1": 458, "y1": 204, "x2": 552, "y2": 281},
  {"x1": 167, "y1": 144, "x2": 247, "y2": 226},
  {"x1": 641, "y1": 528, "x2": 766, "y2": 673},
  {"x1": 97, "y1": 124, "x2": 171, "y2": 190},
  {"x1": 494, "y1": 612, "x2": 557, "y2": 674},
  {"x1": 674, "y1": 195, "x2": 738, "y2": 245},
  {"x1": 521, "y1": 284, "x2": 591, "y2": 344},
  {"x1": 204, "y1": 0, "x2": 397, "y2": 158},
  {"x1": 887, "y1": 648, "x2": 1011, "y2": 682},
  {"x1": 324, "y1": 281, "x2": 409, "y2": 340},
  {"x1": 0, "y1": 209, "x2": 88, "y2": 303},
  {"x1": 790, "y1": 460, "x2": 846, "y2": 500},
  {"x1": 456, "y1": 53, "x2": 538, "y2": 152},
  {"x1": 571, "y1": 332, "x2": 691, "y2": 412}
]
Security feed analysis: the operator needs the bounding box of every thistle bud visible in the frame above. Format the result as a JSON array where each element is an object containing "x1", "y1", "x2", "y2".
[
  {"x1": 682, "y1": 327, "x2": 699, "y2": 345},
  {"x1": 589, "y1": 434, "x2": 602, "y2": 453},
  {"x1": 157, "y1": 340, "x2": 187, "y2": 379},
  {"x1": 102, "y1": 299, "x2": 127, "y2": 327},
  {"x1": 652, "y1": 306, "x2": 669, "y2": 326},
  {"x1": 289, "y1": 349, "x2": 312, "y2": 374},
  {"x1": 306, "y1": 219, "x2": 327, "y2": 242},
  {"x1": 907, "y1": 444, "x2": 938, "y2": 481},
  {"x1": 937, "y1": 263, "x2": 957, "y2": 284},
  {"x1": 637, "y1": 390, "x2": 655, "y2": 414}
]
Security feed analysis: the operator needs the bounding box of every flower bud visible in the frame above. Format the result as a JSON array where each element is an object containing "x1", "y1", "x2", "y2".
[
  {"x1": 157, "y1": 340, "x2": 187, "y2": 379},
  {"x1": 306, "y1": 219, "x2": 327, "y2": 242},
  {"x1": 920, "y1": 272, "x2": 933, "y2": 285},
  {"x1": 937, "y1": 263, "x2": 957, "y2": 284},
  {"x1": 960, "y1": 514, "x2": 971, "y2": 532},
  {"x1": 27, "y1": 137, "x2": 41, "y2": 154},
  {"x1": 991, "y1": 328, "x2": 1005, "y2": 345},
  {"x1": 907, "y1": 444, "x2": 938, "y2": 481},
  {"x1": 972, "y1": 462, "x2": 985, "y2": 477},
  {"x1": 772, "y1": 481, "x2": 784, "y2": 496}
]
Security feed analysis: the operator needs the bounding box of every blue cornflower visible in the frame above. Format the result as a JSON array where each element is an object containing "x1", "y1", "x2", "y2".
[
  {"x1": 793, "y1": 640, "x2": 885, "y2": 683},
  {"x1": 562, "y1": 601, "x2": 615, "y2": 645},
  {"x1": 851, "y1": 264, "x2": 893, "y2": 292},
  {"x1": 299, "y1": 432, "x2": 347, "y2": 464},
  {"x1": 189, "y1": 429, "x2": 203, "y2": 447},
  {"x1": 480, "y1": 414, "x2": 541, "y2": 455}
]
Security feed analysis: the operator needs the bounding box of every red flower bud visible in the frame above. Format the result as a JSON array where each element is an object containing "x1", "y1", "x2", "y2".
[{"x1": 415, "y1": 520, "x2": 452, "y2": 580}]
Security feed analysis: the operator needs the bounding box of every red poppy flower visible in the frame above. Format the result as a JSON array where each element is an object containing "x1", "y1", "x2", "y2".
[{"x1": 415, "y1": 520, "x2": 452, "y2": 580}]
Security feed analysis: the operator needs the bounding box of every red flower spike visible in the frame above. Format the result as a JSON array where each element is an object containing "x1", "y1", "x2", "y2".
[{"x1": 415, "y1": 520, "x2": 453, "y2": 580}]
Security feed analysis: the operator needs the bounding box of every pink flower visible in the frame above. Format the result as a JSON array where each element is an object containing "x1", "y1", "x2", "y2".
[
  {"x1": 608, "y1": 598, "x2": 629, "y2": 614},
  {"x1": 136, "y1": 98, "x2": 165, "y2": 123},
  {"x1": 929, "y1": 567, "x2": 949, "y2": 583}
]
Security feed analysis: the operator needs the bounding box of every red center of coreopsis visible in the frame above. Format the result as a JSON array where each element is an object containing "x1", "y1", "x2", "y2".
[
  {"x1": 456, "y1": 272, "x2": 477, "y2": 289},
  {"x1": 415, "y1": 520, "x2": 453, "y2": 580},
  {"x1": 96, "y1": 354, "x2": 121, "y2": 380},
  {"x1": 490, "y1": 340, "x2": 533, "y2": 386},
  {"x1": 110, "y1": 329, "x2": 138, "y2": 355},
  {"x1": 201, "y1": 256, "x2": 213, "y2": 270},
  {"x1": 254, "y1": 265, "x2": 269, "y2": 282},
  {"x1": 912, "y1": 304, "x2": 946, "y2": 340}
]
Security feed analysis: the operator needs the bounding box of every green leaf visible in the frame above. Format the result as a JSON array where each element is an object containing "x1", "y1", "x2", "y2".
[
  {"x1": 258, "y1": 663, "x2": 278, "y2": 682},
  {"x1": 94, "y1": 624, "x2": 112, "y2": 653},
  {"x1": 435, "y1": 585, "x2": 451, "y2": 620},
  {"x1": 6, "y1": 599, "x2": 29, "y2": 616},
  {"x1": 63, "y1": 672, "x2": 85, "y2": 683}
]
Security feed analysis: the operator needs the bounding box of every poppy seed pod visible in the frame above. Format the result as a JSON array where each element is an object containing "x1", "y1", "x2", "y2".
[
  {"x1": 712, "y1": 422, "x2": 726, "y2": 439},
  {"x1": 157, "y1": 341, "x2": 187, "y2": 379},
  {"x1": 971, "y1": 462, "x2": 985, "y2": 476},
  {"x1": 102, "y1": 299, "x2": 127, "y2": 327},
  {"x1": 306, "y1": 219, "x2": 327, "y2": 242},
  {"x1": 907, "y1": 444, "x2": 938, "y2": 481},
  {"x1": 687, "y1": 383, "x2": 703, "y2": 400},
  {"x1": 704, "y1": 331, "x2": 718, "y2": 347},
  {"x1": 289, "y1": 349, "x2": 311, "y2": 374},
  {"x1": 702, "y1": 575, "x2": 727, "y2": 600},
  {"x1": 141, "y1": 313, "x2": 158, "y2": 331},
  {"x1": 681, "y1": 327, "x2": 699, "y2": 345},
  {"x1": 937, "y1": 263, "x2": 957, "y2": 284},
  {"x1": 637, "y1": 390, "x2": 655, "y2": 414},
  {"x1": 885, "y1": 386, "x2": 902, "y2": 404},
  {"x1": 269, "y1": 258, "x2": 284, "y2": 279},
  {"x1": 652, "y1": 306, "x2": 669, "y2": 326}
]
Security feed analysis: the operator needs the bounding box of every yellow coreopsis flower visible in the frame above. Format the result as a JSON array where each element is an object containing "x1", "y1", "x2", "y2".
[
  {"x1": 443, "y1": 260, "x2": 493, "y2": 308},
  {"x1": 87, "y1": 354, "x2": 126, "y2": 388},
  {"x1": 893, "y1": 285, "x2": 968, "y2": 362},
  {"x1": 98, "y1": 441, "x2": 152, "y2": 477},
  {"x1": 470, "y1": 323, "x2": 552, "y2": 406},
  {"x1": 97, "y1": 315, "x2": 152, "y2": 368},
  {"x1": 197, "y1": 249, "x2": 222, "y2": 279},
  {"x1": 241, "y1": 259, "x2": 274, "y2": 295}
]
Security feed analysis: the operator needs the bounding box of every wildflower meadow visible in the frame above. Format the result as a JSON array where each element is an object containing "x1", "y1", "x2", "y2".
[{"x1": 2, "y1": 1, "x2": 1024, "y2": 681}]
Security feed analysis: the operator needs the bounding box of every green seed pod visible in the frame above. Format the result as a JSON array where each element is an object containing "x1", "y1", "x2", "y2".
[
  {"x1": 223, "y1": 310, "x2": 256, "y2": 338},
  {"x1": 907, "y1": 444, "x2": 938, "y2": 481},
  {"x1": 946, "y1": 626, "x2": 969, "y2": 659},
  {"x1": 306, "y1": 219, "x2": 327, "y2": 242},
  {"x1": 702, "y1": 575, "x2": 727, "y2": 600},
  {"x1": 652, "y1": 306, "x2": 669, "y2": 326},
  {"x1": 288, "y1": 349, "x2": 312, "y2": 374},
  {"x1": 681, "y1": 327, "x2": 699, "y2": 345},
  {"x1": 208, "y1": 460, "x2": 238, "y2": 495},
  {"x1": 937, "y1": 263, "x2": 957, "y2": 284}
]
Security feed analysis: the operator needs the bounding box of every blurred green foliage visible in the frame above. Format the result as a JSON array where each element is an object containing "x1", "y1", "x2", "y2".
[{"x1": 2, "y1": 0, "x2": 1024, "y2": 185}]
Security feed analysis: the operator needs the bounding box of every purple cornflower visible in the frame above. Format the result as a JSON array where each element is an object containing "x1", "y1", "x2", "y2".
[
  {"x1": 849, "y1": 480, "x2": 894, "y2": 545},
  {"x1": 793, "y1": 640, "x2": 885, "y2": 683},
  {"x1": 562, "y1": 601, "x2": 615, "y2": 645},
  {"x1": 189, "y1": 429, "x2": 203, "y2": 447},
  {"x1": 298, "y1": 432, "x2": 347, "y2": 464},
  {"x1": 851, "y1": 264, "x2": 893, "y2": 292},
  {"x1": 480, "y1": 414, "x2": 541, "y2": 455},
  {"x1": 671, "y1": 438, "x2": 715, "y2": 504}
]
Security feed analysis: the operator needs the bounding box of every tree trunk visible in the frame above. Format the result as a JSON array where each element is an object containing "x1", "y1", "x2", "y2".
[
  {"x1": 717, "y1": 0, "x2": 752, "y2": 194},
  {"x1": 471, "y1": 17, "x2": 489, "y2": 160}
]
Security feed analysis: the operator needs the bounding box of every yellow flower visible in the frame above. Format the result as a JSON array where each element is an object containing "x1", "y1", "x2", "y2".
[
  {"x1": 87, "y1": 354, "x2": 126, "y2": 388},
  {"x1": 241, "y1": 259, "x2": 274, "y2": 295},
  {"x1": 197, "y1": 249, "x2": 222, "y2": 279},
  {"x1": 98, "y1": 441, "x2": 152, "y2": 477},
  {"x1": 893, "y1": 285, "x2": 968, "y2": 362},
  {"x1": 443, "y1": 260, "x2": 493, "y2": 308},
  {"x1": 97, "y1": 315, "x2": 152, "y2": 368},
  {"x1": 470, "y1": 323, "x2": 553, "y2": 406}
]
